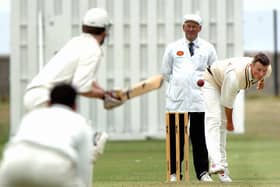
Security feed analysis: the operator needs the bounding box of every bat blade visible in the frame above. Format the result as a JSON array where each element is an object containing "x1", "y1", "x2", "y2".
[{"x1": 120, "y1": 74, "x2": 164, "y2": 101}]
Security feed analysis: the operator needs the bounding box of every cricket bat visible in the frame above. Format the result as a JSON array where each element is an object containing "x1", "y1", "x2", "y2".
[{"x1": 115, "y1": 74, "x2": 164, "y2": 101}]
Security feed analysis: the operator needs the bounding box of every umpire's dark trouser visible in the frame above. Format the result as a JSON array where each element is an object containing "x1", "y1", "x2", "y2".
[{"x1": 169, "y1": 112, "x2": 209, "y2": 180}]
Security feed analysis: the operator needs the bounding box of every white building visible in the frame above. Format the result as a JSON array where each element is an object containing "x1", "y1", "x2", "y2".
[{"x1": 10, "y1": 0, "x2": 244, "y2": 139}]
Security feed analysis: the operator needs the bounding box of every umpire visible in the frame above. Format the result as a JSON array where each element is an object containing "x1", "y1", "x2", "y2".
[{"x1": 161, "y1": 14, "x2": 217, "y2": 182}]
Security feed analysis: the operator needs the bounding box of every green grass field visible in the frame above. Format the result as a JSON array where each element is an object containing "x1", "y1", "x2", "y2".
[
  {"x1": 0, "y1": 100, "x2": 9, "y2": 153},
  {"x1": 93, "y1": 137, "x2": 280, "y2": 187},
  {"x1": 1, "y1": 97, "x2": 280, "y2": 187}
]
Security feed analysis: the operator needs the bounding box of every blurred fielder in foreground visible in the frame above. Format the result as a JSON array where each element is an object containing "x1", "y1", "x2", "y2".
[
  {"x1": 203, "y1": 53, "x2": 272, "y2": 182},
  {"x1": 0, "y1": 84, "x2": 92, "y2": 187}
]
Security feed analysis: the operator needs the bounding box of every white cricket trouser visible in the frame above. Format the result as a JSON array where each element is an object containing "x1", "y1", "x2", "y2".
[
  {"x1": 10, "y1": 88, "x2": 49, "y2": 138},
  {"x1": 0, "y1": 142, "x2": 85, "y2": 187},
  {"x1": 23, "y1": 87, "x2": 49, "y2": 111},
  {"x1": 203, "y1": 81, "x2": 228, "y2": 167}
]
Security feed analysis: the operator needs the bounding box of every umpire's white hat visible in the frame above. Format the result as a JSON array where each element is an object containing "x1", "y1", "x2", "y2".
[
  {"x1": 183, "y1": 14, "x2": 202, "y2": 25},
  {"x1": 82, "y1": 8, "x2": 112, "y2": 28}
]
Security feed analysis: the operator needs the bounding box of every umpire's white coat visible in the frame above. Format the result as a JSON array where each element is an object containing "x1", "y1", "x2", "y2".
[{"x1": 161, "y1": 37, "x2": 217, "y2": 112}]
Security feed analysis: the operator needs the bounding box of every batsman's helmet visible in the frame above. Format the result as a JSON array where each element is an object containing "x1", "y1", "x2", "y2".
[{"x1": 82, "y1": 8, "x2": 112, "y2": 29}]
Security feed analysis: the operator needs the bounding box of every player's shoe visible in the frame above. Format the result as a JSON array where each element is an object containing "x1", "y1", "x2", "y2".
[
  {"x1": 170, "y1": 173, "x2": 177, "y2": 182},
  {"x1": 92, "y1": 132, "x2": 109, "y2": 163},
  {"x1": 200, "y1": 172, "x2": 213, "y2": 182},
  {"x1": 94, "y1": 132, "x2": 109, "y2": 154},
  {"x1": 209, "y1": 164, "x2": 225, "y2": 174},
  {"x1": 218, "y1": 168, "x2": 232, "y2": 182}
]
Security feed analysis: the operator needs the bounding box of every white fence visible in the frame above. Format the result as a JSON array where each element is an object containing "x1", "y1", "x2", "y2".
[{"x1": 10, "y1": 0, "x2": 244, "y2": 139}]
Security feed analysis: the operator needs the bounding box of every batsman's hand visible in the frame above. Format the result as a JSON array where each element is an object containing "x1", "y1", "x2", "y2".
[
  {"x1": 103, "y1": 90, "x2": 125, "y2": 110},
  {"x1": 106, "y1": 89, "x2": 124, "y2": 100}
]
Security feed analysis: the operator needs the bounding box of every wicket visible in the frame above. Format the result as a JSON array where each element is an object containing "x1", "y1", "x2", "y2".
[{"x1": 165, "y1": 112, "x2": 189, "y2": 182}]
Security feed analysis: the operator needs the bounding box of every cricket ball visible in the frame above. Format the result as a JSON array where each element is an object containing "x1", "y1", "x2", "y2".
[{"x1": 197, "y1": 79, "x2": 205, "y2": 87}]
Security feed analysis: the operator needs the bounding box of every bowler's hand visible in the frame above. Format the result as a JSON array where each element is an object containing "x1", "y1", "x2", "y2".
[
  {"x1": 226, "y1": 121, "x2": 234, "y2": 131},
  {"x1": 256, "y1": 79, "x2": 264, "y2": 90}
]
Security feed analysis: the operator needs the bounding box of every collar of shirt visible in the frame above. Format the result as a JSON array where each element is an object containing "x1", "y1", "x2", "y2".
[
  {"x1": 185, "y1": 37, "x2": 200, "y2": 48},
  {"x1": 51, "y1": 104, "x2": 73, "y2": 111},
  {"x1": 248, "y1": 64, "x2": 258, "y2": 84},
  {"x1": 82, "y1": 33, "x2": 104, "y2": 57}
]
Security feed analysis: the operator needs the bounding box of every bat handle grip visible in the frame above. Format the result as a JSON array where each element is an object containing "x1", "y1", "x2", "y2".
[{"x1": 126, "y1": 90, "x2": 130, "y2": 99}]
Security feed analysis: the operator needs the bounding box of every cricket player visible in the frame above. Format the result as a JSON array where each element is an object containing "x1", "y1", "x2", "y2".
[
  {"x1": 23, "y1": 8, "x2": 120, "y2": 113},
  {"x1": 162, "y1": 14, "x2": 217, "y2": 182},
  {"x1": 0, "y1": 84, "x2": 92, "y2": 187},
  {"x1": 203, "y1": 53, "x2": 272, "y2": 182}
]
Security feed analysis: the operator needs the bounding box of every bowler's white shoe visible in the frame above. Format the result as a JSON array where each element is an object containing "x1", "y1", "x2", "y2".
[
  {"x1": 92, "y1": 132, "x2": 109, "y2": 163},
  {"x1": 209, "y1": 164, "x2": 225, "y2": 174},
  {"x1": 218, "y1": 168, "x2": 232, "y2": 182},
  {"x1": 170, "y1": 173, "x2": 177, "y2": 182},
  {"x1": 200, "y1": 173, "x2": 213, "y2": 182}
]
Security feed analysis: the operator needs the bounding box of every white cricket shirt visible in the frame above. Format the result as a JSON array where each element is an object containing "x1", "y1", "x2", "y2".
[
  {"x1": 205, "y1": 57, "x2": 272, "y2": 108},
  {"x1": 10, "y1": 104, "x2": 93, "y2": 186},
  {"x1": 26, "y1": 33, "x2": 103, "y2": 102}
]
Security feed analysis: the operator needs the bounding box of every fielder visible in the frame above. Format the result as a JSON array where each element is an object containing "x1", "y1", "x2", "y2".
[
  {"x1": 203, "y1": 53, "x2": 272, "y2": 182},
  {"x1": 0, "y1": 84, "x2": 92, "y2": 187}
]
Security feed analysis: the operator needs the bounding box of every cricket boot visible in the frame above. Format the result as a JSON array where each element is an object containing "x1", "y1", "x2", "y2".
[
  {"x1": 218, "y1": 167, "x2": 232, "y2": 182},
  {"x1": 200, "y1": 172, "x2": 213, "y2": 182}
]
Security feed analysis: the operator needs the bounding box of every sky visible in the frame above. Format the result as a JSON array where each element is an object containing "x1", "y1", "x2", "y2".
[
  {"x1": 243, "y1": 0, "x2": 280, "y2": 51},
  {"x1": 1, "y1": 0, "x2": 280, "y2": 54},
  {"x1": 243, "y1": 0, "x2": 280, "y2": 11},
  {"x1": 0, "y1": 0, "x2": 10, "y2": 55}
]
